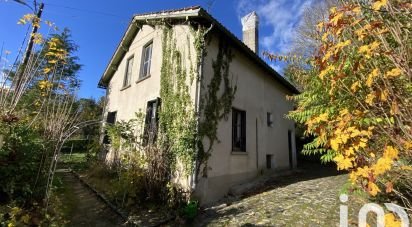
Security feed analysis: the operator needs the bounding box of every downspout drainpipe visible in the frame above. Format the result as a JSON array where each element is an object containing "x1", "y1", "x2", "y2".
[{"x1": 191, "y1": 24, "x2": 213, "y2": 191}]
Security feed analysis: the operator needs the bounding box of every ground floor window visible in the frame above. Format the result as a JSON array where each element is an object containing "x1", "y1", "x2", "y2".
[
  {"x1": 103, "y1": 111, "x2": 117, "y2": 144},
  {"x1": 143, "y1": 98, "x2": 161, "y2": 145},
  {"x1": 288, "y1": 130, "x2": 293, "y2": 169},
  {"x1": 232, "y1": 108, "x2": 246, "y2": 151}
]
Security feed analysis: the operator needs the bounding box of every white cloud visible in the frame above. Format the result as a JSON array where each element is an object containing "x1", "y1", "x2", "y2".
[{"x1": 237, "y1": 0, "x2": 314, "y2": 55}]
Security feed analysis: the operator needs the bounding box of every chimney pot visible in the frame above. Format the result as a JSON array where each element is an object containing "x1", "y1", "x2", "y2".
[{"x1": 241, "y1": 11, "x2": 259, "y2": 53}]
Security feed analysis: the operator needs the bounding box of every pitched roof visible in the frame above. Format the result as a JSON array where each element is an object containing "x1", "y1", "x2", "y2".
[{"x1": 98, "y1": 6, "x2": 299, "y2": 94}]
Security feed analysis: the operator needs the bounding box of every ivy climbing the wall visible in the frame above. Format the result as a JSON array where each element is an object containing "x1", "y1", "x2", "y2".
[
  {"x1": 159, "y1": 26, "x2": 237, "y2": 181},
  {"x1": 106, "y1": 23, "x2": 237, "y2": 203},
  {"x1": 159, "y1": 26, "x2": 198, "y2": 176},
  {"x1": 196, "y1": 35, "x2": 237, "y2": 179}
]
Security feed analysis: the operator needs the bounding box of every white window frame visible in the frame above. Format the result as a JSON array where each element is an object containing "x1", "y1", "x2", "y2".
[
  {"x1": 139, "y1": 41, "x2": 153, "y2": 80},
  {"x1": 123, "y1": 56, "x2": 134, "y2": 88}
]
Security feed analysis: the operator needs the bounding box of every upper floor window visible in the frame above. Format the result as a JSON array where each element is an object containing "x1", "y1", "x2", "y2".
[
  {"x1": 123, "y1": 56, "x2": 134, "y2": 87},
  {"x1": 232, "y1": 108, "x2": 246, "y2": 152},
  {"x1": 140, "y1": 41, "x2": 153, "y2": 79}
]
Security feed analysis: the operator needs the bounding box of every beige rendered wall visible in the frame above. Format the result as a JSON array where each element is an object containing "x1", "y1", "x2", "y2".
[
  {"x1": 103, "y1": 24, "x2": 297, "y2": 204},
  {"x1": 103, "y1": 24, "x2": 199, "y2": 163},
  {"x1": 195, "y1": 33, "x2": 296, "y2": 204}
]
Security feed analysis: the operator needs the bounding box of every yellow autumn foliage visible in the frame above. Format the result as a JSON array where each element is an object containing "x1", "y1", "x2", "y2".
[
  {"x1": 384, "y1": 213, "x2": 402, "y2": 227},
  {"x1": 385, "y1": 68, "x2": 402, "y2": 78},
  {"x1": 372, "y1": 0, "x2": 388, "y2": 11},
  {"x1": 281, "y1": 0, "x2": 411, "y2": 209},
  {"x1": 367, "y1": 182, "x2": 381, "y2": 196},
  {"x1": 357, "y1": 41, "x2": 380, "y2": 59},
  {"x1": 366, "y1": 68, "x2": 379, "y2": 87}
]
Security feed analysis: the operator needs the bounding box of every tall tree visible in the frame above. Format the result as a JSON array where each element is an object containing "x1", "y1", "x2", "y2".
[
  {"x1": 75, "y1": 97, "x2": 104, "y2": 139},
  {"x1": 273, "y1": 0, "x2": 412, "y2": 212},
  {"x1": 16, "y1": 28, "x2": 82, "y2": 116}
]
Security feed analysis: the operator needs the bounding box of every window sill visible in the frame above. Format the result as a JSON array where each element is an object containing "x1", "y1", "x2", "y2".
[
  {"x1": 120, "y1": 84, "x2": 131, "y2": 91},
  {"x1": 136, "y1": 75, "x2": 151, "y2": 84},
  {"x1": 231, "y1": 151, "x2": 248, "y2": 155}
]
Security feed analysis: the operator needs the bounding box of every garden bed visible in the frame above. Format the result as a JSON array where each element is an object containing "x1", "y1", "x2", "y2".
[{"x1": 76, "y1": 163, "x2": 177, "y2": 226}]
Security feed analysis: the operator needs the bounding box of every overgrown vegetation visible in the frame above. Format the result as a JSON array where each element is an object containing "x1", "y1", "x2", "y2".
[
  {"x1": 196, "y1": 35, "x2": 236, "y2": 178},
  {"x1": 101, "y1": 22, "x2": 237, "y2": 217},
  {"x1": 159, "y1": 27, "x2": 198, "y2": 177},
  {"x1": 0, "y1": 4, "x2": 101, "y2": 225},
  {"x1": 265, "y1": 0, "x2": 411, "y2": 222}
]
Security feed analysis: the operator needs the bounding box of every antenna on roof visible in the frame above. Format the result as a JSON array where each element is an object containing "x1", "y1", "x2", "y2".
[{"x1": 205, "y1": 0, "x2": 216, "y2": 12}]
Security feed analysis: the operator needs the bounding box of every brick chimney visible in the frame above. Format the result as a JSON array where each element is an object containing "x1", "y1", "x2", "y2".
[{"x1": 241, "y1": 11, "x2": 259, "y2": 53}]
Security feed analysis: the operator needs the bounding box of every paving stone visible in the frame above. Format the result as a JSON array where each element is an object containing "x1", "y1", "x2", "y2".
[{"x1": 194, "y1": 166, "x2": 349, "y2": 226}]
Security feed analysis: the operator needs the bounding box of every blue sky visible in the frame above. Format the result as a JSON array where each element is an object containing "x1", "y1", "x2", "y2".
[{"x1": 0, "y1": 0, "x2": 312, "y2": 99}]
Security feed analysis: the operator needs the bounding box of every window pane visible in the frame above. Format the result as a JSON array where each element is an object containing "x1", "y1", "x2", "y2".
[
  {"x1": 127, "y1": 58, "x2": 133, "y2": 84},
  {"x1": 124, "y1": 57, "x2": 133, "y2": 86},
  {"x1": 236, "y1": 113, "x2": 241, "y2": 143},
  {"x1": 143, "y1": 62, "x2": 149, "y2": 77},
  {"x1": 232, "y1": 108, "x2": 246, "y2": 151},
  {"x1": 146, "y1": 50, "x2": 152, "y2": 76},
  {"x1": 106, "y1": 111, "x2": 117, "y2": 124},
  {"x1": 128, "y1": 58, "x2": 133, "y2": 74},
  {"x1": 241, "y1": 111, "x2": 246, "y2": 150},
  {"x1": 147, "y1": 44, "x2": 153, "y2": 62},
  {"x1": 143, "y1": 99, "x2": 161, "y2": 146},
  {"x1": 151, "y1": 103, "x2": 157, "y2": 122},
  {"x1": 141, "y1": 42, "x2": 152, "y2": 78},
  {"x1": 145, "y1": 44, "x2": 151, "y2": 62}
]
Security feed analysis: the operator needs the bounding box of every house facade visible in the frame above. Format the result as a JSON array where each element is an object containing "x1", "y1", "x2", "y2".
[{"x1": 98, "y1": 6, "x2": 299, "y2": 204}]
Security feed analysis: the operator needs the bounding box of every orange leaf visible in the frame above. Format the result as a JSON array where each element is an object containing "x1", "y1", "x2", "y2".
[{"x1": 385, "y1": 182, "x2": 393, "y2": 193}]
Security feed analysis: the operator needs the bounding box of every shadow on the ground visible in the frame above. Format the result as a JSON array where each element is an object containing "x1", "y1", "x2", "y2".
[
  {"x1": 55, "y1": 172, "x2": 126, "y2": 227},
  {"x1": 192, "y1": 160, "x2": 345, "y2": 227},
  {"x1": 239, "y1": 160, "x2": 342, "y2": 201}
]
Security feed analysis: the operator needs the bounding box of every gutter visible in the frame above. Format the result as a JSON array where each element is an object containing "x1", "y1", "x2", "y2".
[
  {"x1": 98, "y1": 7, "x2": 299, "y2": 94},
  {"x1": 197, "y1": 8, "x2": 300, "y2": 94}
]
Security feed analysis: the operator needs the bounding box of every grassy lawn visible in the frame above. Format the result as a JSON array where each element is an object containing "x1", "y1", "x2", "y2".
[{"x1": 58, "y1": 152, "x2": 88, "y2": 171}]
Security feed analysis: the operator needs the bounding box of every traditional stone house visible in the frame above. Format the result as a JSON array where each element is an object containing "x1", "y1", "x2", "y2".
[{"x1": 98, "y1": 6, "x2": 299, "y2": 204}]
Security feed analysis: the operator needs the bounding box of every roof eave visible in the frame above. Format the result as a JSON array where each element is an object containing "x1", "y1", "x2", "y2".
[
  {"x1": 197, "y1": 8, "x2": 299, "y2": 94},
  {"x1": 98, "y1": 18, "x2": 140, "y2": 88},
  {"x1": 133, "y1": 8, "x2": 200, "y2": 20},
  {"x1": 98, "y1": 8, "x2": 201, "y2": 89},
  {"x1": 98, "y1": 7, "x2": 299, "y2": 94}
]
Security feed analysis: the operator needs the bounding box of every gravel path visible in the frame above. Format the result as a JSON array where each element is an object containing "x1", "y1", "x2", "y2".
[
  {"x1": 55, "y1": 164, "x2": 350, "y2": 226},
  {"x1": 194, "y1": 165, "x2": 348, "y2": 226},
  {"x1": 58, "y1": 171, "x2": 125, "y2": 227}
]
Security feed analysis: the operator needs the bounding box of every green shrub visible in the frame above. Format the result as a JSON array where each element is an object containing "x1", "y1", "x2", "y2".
[
  {"x1": 0, "y1": 122, "x2": 48, "y2": 204},
  {"x1": 181, "y1": 200, "x2": 198, "y2": 220},
  {"x1": 60, "y1": 139, "x2": 89, "y2": 153}
]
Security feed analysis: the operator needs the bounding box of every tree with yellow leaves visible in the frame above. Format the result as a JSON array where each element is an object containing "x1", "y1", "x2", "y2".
[
  {"x1": 0, "y1": 3, "x2": 91, "y2": 224},
  {"x1": 267, "y1": 0, "x2": 412, "y2": 212}
]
